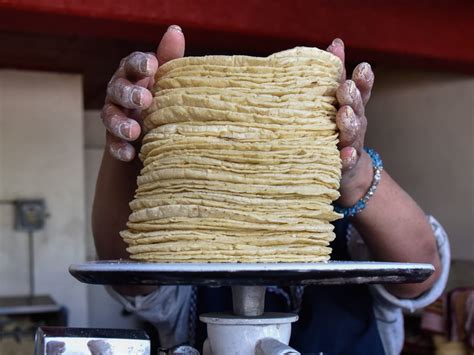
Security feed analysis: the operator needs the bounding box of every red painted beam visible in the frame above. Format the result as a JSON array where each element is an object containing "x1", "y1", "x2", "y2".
[{"x1": 0, "y1": 0, "x2": 473, "y2": 71}]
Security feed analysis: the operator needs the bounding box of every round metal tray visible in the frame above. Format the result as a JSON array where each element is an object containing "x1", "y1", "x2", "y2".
[{"x1": 69, "y1": 260, "x2": 434, "y2": 286}]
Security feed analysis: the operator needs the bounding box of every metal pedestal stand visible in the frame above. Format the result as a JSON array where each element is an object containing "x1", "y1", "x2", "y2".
[
  {"x1": 69, "y1": 261, "x2": 434, "y2": 355},
  {"x1": 201, "y1": 285, "x2": 298, "y2": 354}
]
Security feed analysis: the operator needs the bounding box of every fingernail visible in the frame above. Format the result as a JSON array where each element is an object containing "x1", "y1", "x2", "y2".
[
  {"x1": 349, "y1": 148, "x2": 358, "y2": 165},
  {"x1": 347, "y1": 80, "x2": 357, "y2": 98},
  {"x1": 342, "y1": 106, "x2": 354, "y2": 120},
  {"x1": 131, "y1": 87, "x2": 142, "y2": 106},
  {"x1": 332, "y1": 38, "x2": 344, "y2": 47},
  {"x1": 117, "y1": 147, "x2": 127, "y2": 161},
  {"x1": 351, "y1": 147, "x2": 358, "y2": 160},
  {"x1": 167, "y1": 24, "x2": 182, "y2": 33},
  {"x1": 358, "y1": 63, "x2": 372, "y2": 80},
  {"x1": 342, "y1": 106, "x2": 355, "y2": 129},
  {"x1": 118, "y1": 123, "x2": 132, "y2": 139},
  {"x1": 342, "y1": 148, "x2": 357, "y2": 165},
  {"x1": 116, "y1": 147, "x2": 124, "y2": 160},
  {"x1": 122, "y1": 148, "x2": 133, "y2": 161},
  {"x1": 139, "y1": 56, "x2": 150, "y2": 74},
  {"x1": 109, "y1": 145, "x2": 121, "y2": 160},
  {"x1": 115, "y1": 146, "x2": 133, "y2": 161}
]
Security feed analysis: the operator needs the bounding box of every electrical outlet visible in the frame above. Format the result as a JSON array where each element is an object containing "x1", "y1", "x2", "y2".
[{"x1": 14, "y1": 199, "x2": 47, "y2": 231}]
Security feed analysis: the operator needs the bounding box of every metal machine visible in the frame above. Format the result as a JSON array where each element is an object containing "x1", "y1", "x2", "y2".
[{"x1": 36, "y1": 260, "x2": 435, "y2": 355}]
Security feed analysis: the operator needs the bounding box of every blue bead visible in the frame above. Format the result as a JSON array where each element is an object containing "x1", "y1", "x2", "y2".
[{"x1": 335, "y1": 147, "x2": 383, "y2": 218}]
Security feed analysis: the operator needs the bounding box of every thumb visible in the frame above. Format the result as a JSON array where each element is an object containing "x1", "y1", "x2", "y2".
[{"x1": 157, "y1": 25, "x2": 185, "y2": 66}]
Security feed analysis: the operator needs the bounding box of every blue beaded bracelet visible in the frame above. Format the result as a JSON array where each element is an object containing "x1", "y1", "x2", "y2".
[{"x1": 334, "y1": 148, "x2": 383, "y2": 218}]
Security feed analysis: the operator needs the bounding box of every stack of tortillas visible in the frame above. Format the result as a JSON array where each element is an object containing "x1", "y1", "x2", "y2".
[{"x1": 120, "y1": 47, "x2": 343, "y2": 263}]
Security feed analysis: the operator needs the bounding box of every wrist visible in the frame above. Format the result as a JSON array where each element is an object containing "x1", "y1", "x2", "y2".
[
  {"x1": 337, "y1": 150, "x2": 373, "y2": 207},
  {"x1": 335, "y1": 148, "x2": 384, "y2": 218}
]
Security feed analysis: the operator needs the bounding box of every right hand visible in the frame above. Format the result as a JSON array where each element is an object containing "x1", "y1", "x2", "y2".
[{"x1": 101, "y1": 25, "x2": 185, "y2": 161}]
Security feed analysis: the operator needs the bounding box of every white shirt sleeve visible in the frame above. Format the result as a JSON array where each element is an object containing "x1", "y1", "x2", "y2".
[
  {"x1": 346, "y1": 215, "x2": 451, "y2": 355},
  {"x1": 106, "y1": 285, "x2": 192, "y2": 348}
]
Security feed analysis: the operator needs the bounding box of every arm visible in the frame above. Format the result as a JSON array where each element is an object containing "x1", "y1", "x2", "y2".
[
  {"x1": 92, "y1": 152, "x2": 141, "y2": 261},
  {"x1": 327, "y1": 39, "x2": 441, "y2": 298},
  {"x1": 92, "y1": 32, "x2": 441, "y2": 299},
  {"x1": 92, "y1": 25, "x2": 185, "y2": 296},
  {"x1": 343, "y1": 153, "x2": 441, "y2": 298}
]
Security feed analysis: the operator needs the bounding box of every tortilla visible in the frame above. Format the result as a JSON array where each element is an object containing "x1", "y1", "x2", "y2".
[{"x1": 121, "y1": 46, "x2": 343, "y2": 262}]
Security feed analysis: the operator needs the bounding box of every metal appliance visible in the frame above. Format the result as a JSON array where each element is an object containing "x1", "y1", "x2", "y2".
[
  {"x1": 62, "y1": 261, "x2": 434, "y2": 355},
  {"x1": 35, "y1": 326, "x2": 150, "y2": 355}
]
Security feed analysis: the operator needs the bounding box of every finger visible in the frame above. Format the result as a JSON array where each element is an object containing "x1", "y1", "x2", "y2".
[
  {"x1": 101, "y1": 103, "x2": 141, "y2": 141},
  {"x1": 336, "y1": 106, "x2": 360, "y2": 147},
  {"x1": 136, "y1": 76, "x2": 153, "y2": 91},
  {"x1": 157, "y1": 25, "x2": 185, "y2": 65},
  {"x1": 336, "y1": 80, "x2": 365, "y2": 117},
  {"x1": 106, "y1": 132, "x2": 136, "y2": 162},
  {"x1": 124, "y1": 52, "x2": 159, "y2": 81},
  {"x1": 326, "y1": 38, "x2": 346, "y2": 81},
  {"x1": 106, "y1": 77, "x2": 153, "y2": 109},
  {"x1": 352, "y1": 62, "x2": 374, "y2": 105},
  {"x1": 340, "y1": 146, "x2": 359, "y2": 171}
]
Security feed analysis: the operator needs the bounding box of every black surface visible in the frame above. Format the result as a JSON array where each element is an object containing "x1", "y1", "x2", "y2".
[{"x1": 69, "y1": 261, "x2": 434, "y2": 287}]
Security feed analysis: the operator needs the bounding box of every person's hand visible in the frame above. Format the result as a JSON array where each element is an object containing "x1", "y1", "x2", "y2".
[
  {"x1": 102, "y1": 30, "x2": 373, "y2": 207},
  {"x1": 101, "y1": 25, "x2": 185, "y2": 162},
  {"x1": 326, "y1": 39, "x2": 376, "y2": 207}
]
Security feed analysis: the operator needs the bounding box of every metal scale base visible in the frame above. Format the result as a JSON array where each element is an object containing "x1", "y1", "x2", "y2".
[{"x1": 68, "y1": 261, "x2": 434, "y2": 355}]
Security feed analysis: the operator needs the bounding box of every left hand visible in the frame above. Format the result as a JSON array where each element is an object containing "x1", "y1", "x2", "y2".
[{"x1": 326, "y1": 38, "x2": 376, "y2": 207}]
